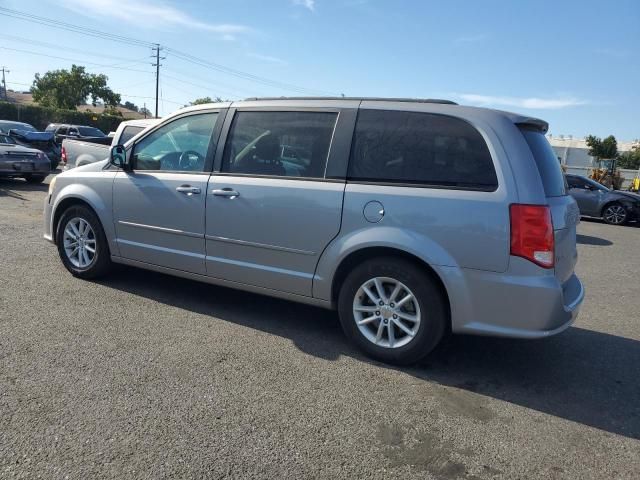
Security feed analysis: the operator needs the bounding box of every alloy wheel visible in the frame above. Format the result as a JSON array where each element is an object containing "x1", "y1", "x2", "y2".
[
  {"x1": 63, "y1": 217, "x2": 97, "y2": 268},
  {"x1": 604, "y1": 205, "x2": 626, "y2": 225},
  {"x1": 352, "y1": 277, "x2": 421, "y2": 349}
]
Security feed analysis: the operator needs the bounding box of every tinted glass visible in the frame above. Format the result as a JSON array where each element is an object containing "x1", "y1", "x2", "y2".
[
  {"x1": 348, "y1": 110, "x2": 498, "y2": 190},
  {"x1": 78, "y1": 126, "x2": 105, "y2": 137},
  {"x1": 133, "y1": 112, "x2": 217, "y2": 172},
  {"x1": 57, "y1": 127, "x2": 68, "y2": 135},
  {"x1": 222, "y1": 111, "x2": 338, "y2": 178},
  {"x1": 0, "y1": 121, "x2": 36, "y2": 132},
  {"x1": 521, "y1": 129, "x2": 566, "y2": 197},
  {"x1": 119, "y1": 126, "x2": 145, "y2": 144},
  {"x1": 566, "y1": 176, "x2": 584, "y2": 189},
  {"x1": 0, "y1": 134, "x2": 16, "y2": 144}
]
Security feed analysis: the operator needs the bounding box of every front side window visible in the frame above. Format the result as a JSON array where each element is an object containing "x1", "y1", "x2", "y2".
[
  {"x1": 221, "y1": 111, "x2": 338, "y2": 178},
  {"x1": 132, "y1": 112, "x2": 218, "y2": 172},
  {"x1": 348, "y1": 109, "x2": 498, "y2": 190}
]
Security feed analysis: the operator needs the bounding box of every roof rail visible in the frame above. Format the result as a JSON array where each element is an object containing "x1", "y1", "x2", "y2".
[{"x1": 243, "y1": 96, "x2": 458, "y2": 105}]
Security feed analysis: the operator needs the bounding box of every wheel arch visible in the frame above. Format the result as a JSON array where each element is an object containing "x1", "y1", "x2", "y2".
[
  {"x1": 52, "y1": 197, "x2": 101, "y2": 245},
  {"x1": 329, "y1": 246, "x2": 451, "y2": 329}
]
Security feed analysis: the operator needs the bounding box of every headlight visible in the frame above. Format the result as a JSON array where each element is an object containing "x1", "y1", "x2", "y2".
[{"x1": 48, "y1": 175, "x2": 57, "y2": 195}]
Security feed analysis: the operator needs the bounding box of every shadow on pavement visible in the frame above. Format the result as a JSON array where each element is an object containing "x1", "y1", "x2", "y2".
[
  {"x1": 0, "y1": 177, "x2": 50, "y2": 195},
  {"x1": 576, "y1": 234, "x2": 613, "y2": 246},
  {"x1": 99, "y1": 266, "x2": 640, "y2": 440}
]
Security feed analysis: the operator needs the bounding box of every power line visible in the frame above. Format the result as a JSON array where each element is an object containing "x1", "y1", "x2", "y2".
[
  {"x1": 0, "y1": 46, "x2": 154, "y2": 74},
  {"x1": 0, "y1": 7, "x2": 154, "y2": 48},
  {"x1": 0, "y1": 33, "x2": 152, "y2": 64},
  {"x1": 0, "y1": 6, "x2": 338, "y2": 97}
]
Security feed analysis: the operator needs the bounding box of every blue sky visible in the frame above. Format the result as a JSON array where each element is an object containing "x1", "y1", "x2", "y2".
[{"x1": 1, "y1": 0, "x2": 638, "y2": 139}]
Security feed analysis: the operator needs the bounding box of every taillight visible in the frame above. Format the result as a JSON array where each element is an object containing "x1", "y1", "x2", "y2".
[
  {"x1": 61, "y1": 145, "x2": 67, "y2": 164},
  {"x1": 510, "y1": 204, "x2": 554, "y2": 268}
]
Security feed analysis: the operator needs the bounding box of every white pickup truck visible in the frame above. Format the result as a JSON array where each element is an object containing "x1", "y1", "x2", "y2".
[{"x1": 61, "y1": 119, "x2": 159, "y2": 170}]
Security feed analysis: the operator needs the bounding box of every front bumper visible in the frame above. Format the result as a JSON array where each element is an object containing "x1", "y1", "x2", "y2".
[
  {"x1": 43, "y1": 193, "x2": 55, "y2": 244},
  {"x1": 443, "y1": 262, "x2": 585, "y2": 339}
]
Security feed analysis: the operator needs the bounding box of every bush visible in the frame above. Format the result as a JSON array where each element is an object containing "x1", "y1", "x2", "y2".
[{"x1": 0, "y1": 101, "x2": 123, "y2": 133}]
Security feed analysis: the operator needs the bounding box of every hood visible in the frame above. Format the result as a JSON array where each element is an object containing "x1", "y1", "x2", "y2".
[
  {"x1": 0, "y1": 143, "x2": 44, "y2": 155},
  {"x1": 612, "y1": 191, "x2": 640, "y2": 202},
  {"x1": 9, "y1": 129, "x2": 55, "y2": 142}
]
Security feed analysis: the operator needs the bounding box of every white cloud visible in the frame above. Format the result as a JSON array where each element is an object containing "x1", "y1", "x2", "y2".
[
  {"x1": 247, "y1": 53, "x2": 288, "y2": 65},
  {"x1": 454, "y1": 34, "x2": 488, "y2": 43},
  {"x1": 59, "y1": 0, "x2": 252, "y2": 38},
  {"x1": 292, "y1": 0, "x2": 316, "y2": 12},
  {"x1": 457, "y1": 93, "x2": 588, "y2": 110}
]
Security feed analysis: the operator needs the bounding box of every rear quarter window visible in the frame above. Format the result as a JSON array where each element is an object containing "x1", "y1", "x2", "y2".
[
  {"x1": 348, "y1": 109, "x2": 498, "y2": 190},
  {"x1": 520, "y1": 128, "x2": 566, "y2": 197}
]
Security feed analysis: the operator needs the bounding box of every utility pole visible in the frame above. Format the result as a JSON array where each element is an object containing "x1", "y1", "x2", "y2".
[
  {"x1": 1, "y1": 67, "x2": 9, "y2": 100},
  {"x1": 151, "y1": 44, "x2": 164, "y2": 118},
  {"x1": 143, "y1": 102, "x2": 147, "y2": 119}
]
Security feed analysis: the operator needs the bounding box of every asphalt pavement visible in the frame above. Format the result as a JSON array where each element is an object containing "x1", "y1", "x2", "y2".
[{"x1": 1, "y1": 176, "x2": 639, "y2": 479}]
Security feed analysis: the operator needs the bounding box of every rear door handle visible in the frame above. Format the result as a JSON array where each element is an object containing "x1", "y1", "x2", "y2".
[
  {"x1": 176, "y1": 185, "x2": 201, "y2": 195},
  {"x1": 212, "y1": 188, "x2": 240, "y2": 199}
]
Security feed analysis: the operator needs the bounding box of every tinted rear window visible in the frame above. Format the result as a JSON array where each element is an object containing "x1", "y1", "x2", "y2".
[
  {"x1": 78, "y1": 126, "x2": 106, "y2": 137},
  {"x1": 348, "y1": 109, "x2": 498, "y2": 190},
  {"x1": 520, "y1": 129, "x2": 566, "y2": 197}
]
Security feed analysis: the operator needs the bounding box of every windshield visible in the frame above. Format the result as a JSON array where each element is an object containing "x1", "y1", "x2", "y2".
[
  {"x1": 0, "y1": 121, "x2": 37, "y2": 133},
  {"x1": 78, "y1": 126, "x2": 106, "y2": 137},
  {"x1": 585, "y1": 177, "x2": 610, "y2": 192},
  {"x1": 520, "y1": 128, "x2": 567, "y2": 197},
  {"x1": 0, "y1": 134, "x2": 17, "y2": 144}
]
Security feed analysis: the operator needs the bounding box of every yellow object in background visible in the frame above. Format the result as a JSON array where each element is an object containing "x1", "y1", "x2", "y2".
[{"x1": 633, "y1": 177, "x2": 640, "y2": 191}]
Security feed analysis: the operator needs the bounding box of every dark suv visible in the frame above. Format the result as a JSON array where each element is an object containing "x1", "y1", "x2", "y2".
[{"x1": 45, "y1": 124, "x2": 107, "y2": 145}]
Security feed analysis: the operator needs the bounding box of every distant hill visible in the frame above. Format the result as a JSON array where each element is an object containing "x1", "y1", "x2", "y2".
[{"x1": 4, "y1": 90, "x2": 145, "y2": 120}]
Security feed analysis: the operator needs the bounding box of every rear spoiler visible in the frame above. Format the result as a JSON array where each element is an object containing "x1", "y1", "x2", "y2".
[
  {"x1": 515, "y1": 118, "x2": 549, "y2": 134},
  {"x1": 8, "y1": 129, "x2": 55, "y2": 142}
]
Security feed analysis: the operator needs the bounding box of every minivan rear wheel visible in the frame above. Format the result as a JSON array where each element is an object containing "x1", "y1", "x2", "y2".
[
  {"x1": 56, "y1": 205, "x2": 112, "y2": 279},
  {"x1": 338, "y1": 257, "x2": 446, "y2": 365}
]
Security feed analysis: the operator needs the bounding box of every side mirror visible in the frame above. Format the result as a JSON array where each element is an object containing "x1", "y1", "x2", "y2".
[{"x1": 110, "y1": 144, "x2": 129, "y2": 170}]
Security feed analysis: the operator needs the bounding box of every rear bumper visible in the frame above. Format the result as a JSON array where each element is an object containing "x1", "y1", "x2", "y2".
[
  {"x1": 0, "y1": 160, "x2": 51, "y2": 176},
  {"x1": 442, "y1": 262, "x2": 585, "y2": 339}
]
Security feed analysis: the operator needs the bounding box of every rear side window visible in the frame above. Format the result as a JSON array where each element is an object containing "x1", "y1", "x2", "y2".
[
  {"x1": 520, "y1": 129, "x2": 566, "y2": 197},
  {"x1": 119, "y1": 126, "x2": 144, "y2": 144},
  {"x1": 222, "y1": 111, "x2": 338, "y2": 178},
  {"x1": 348, "y1": 110, "x2": 498, "y2": 190}
]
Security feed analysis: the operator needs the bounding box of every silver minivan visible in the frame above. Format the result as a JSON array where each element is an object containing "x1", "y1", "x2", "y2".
[{"x1": 44, "y1": 98, "x2": 584, "y2": 364}]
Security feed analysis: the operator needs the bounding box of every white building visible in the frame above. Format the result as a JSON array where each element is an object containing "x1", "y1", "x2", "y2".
[{"x1": 547, "y1": 136, "x2": 639, "y2": 187}]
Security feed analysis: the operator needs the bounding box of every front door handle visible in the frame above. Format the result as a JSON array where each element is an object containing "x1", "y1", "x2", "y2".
[
  {"x1": 176, "y1": 185, "x2": 201, "y2": 195},
  {"x1": 212, "y1": 188, "x2": 240, "y2": 199}
]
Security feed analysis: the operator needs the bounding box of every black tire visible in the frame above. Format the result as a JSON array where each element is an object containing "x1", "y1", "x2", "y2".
[
  {"x1": 56, "y1": 205, "x2": 112, "y2": 279},
  {"x1": 337, "y1": 257, "x2": 447, "y2": 365},
  {"x1": 602, "y1": 202, "x2": 628, "y2": 225},
  {"x1": 23, "y1": 174, "x2": 47, "y2": 184}
]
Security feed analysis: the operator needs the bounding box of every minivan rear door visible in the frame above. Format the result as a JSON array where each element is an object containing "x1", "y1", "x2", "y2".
[
  {"x1": 520, "y1": 128, "x2": 579, "y2": 284},
  {"x1": 205, "y1": 106, "x2": 357, "y2": 297}
]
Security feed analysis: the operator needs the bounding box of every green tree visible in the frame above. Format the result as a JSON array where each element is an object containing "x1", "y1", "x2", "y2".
[
  {"x1": 31, "y1": 65, "x2": 121, "y2": 110},
  {"x1": 585, "y1": 134, "x2": 618, "y2": 165},
  {"x1": 122, "y1": 101, "x2": 139, "y2": 112},
  {"x1": 617, "y1": 146, "x2": 640, "y2": 170},
  {"x1": 189, "y1": 96, "x2": 223, "y2": 105}
]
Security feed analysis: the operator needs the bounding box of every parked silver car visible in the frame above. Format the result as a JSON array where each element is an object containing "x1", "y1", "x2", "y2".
[{"x1": 43, "y1": 98, "x2": 584, "y2": 364}]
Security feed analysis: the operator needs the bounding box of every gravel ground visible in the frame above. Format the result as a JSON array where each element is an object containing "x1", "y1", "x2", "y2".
[{"x1": 1, "y1": 176, "x2": 639, "y2": 479}]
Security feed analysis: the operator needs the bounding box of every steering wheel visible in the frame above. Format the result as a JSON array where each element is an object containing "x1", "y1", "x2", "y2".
[{"x1": 179, "y1": 150, "x2": 205, "y2": 171}]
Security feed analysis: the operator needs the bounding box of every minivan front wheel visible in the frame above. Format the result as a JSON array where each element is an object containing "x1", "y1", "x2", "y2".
[
  {"x1": 338, "y1": 258, "x2": 446, "y2": 365},
  {"x1": 56, "y1": 205, "x2": 112, "y2": 279}
]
